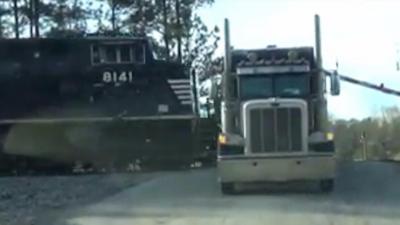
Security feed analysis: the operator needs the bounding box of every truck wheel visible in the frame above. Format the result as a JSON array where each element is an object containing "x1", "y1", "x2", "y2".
[
  {"x1": 319, "y1": 179, "x2": 334, "y2": 193},
  {"x1": 221, "y1": 182, "x2": 235, "y2": 195}
]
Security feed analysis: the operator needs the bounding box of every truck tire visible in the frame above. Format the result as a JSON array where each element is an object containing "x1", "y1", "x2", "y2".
[
  {"x1": 319, "y1": 179, "x2": 334, "y2": 193},
  {"x1": 221, "y1": 182, "x2": 235, "y2": 195}
]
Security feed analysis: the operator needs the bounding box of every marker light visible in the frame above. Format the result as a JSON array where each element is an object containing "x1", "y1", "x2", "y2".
[
  {"x1": 288, "y1": 50, "x2": 299, "y2": 61},
  {"x1": 247, "y1": 52, "x2": 258, "y2": 64}
]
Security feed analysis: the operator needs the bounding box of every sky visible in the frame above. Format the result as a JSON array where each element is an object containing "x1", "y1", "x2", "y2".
[{"x1": 198, "y1": 0, "x2": 400, "y2": 120}]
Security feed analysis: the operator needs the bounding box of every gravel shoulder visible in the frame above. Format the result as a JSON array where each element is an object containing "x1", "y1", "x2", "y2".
[{"x1": 0, "y1": 172, "x2": 160, "y2": 225}]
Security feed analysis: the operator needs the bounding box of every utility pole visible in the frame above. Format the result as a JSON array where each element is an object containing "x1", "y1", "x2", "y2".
[{"x1": 361, "y1": 131, "x2": 368, "y2": 160}]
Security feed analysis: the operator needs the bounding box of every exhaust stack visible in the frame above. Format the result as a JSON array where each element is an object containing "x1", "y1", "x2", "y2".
[
  {"x1": 314, "y1": 14, "x2": 327, "y2": 131},
  {"x1": 222, "y1": 18, "x2": 234, "y2": 133}
]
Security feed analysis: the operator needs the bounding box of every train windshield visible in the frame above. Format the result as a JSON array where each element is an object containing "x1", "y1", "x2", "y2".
[{"x1": 91, "y1": 42, "x2": 145, "y2": 65}]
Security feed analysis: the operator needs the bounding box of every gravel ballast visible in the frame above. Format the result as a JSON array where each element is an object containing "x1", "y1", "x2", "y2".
[{"x1": 0, "y1": 172, "x2": 156, "y2": 225}]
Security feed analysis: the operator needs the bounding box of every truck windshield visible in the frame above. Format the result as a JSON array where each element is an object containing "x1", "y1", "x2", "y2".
[
  {"x1": 239, "y1": 74, "x2": 309, "y2": 99},
  {"x1": 275, "y1": 75, "x2": 309, "y2": 96},
  {"x1": 240, "y1": 76, "x2": 273, "y2": 99}
]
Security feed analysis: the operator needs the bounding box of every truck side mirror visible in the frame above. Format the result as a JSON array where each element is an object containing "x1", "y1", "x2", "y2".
[{"x1": 330, "y1": 70, "x2": 340, "y2": 96}]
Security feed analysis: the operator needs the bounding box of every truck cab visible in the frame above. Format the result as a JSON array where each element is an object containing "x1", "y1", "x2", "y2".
[{"x1": 216, "y1": 17, "x2": 340, "y2": 194}]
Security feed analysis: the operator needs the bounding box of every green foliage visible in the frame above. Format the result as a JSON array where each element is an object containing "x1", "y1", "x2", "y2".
[
  {"x1": 46, "y1": 0, "x2": 89, "y2": 34},
  {"x1": 10, "y1": 0, "x2": 92, "y2": 37},
  {"x1": 115, "y1": 0, "x2": 220, "y2": 71},
  {"x1": 333, "y1": 106, "x2": 400, "y2": 161},
  {"x1": 4, "y1": 0, "x2": 221, "y2": 73},
  {"x1": 0, "y1": 0, "x2": 14, "y2": 37},
  {"x1": 182, "y1": 14, "x2": 220, "y2": 71}
]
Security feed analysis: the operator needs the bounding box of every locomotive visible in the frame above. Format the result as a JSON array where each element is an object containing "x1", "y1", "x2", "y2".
[{"x1": 0, "y1": 36, "x2": 217, "y2": 172}]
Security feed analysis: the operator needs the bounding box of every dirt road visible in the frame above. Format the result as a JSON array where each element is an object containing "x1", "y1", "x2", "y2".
[{"x1": 42, "y1": 161, "x2": 400, "y2": 225}]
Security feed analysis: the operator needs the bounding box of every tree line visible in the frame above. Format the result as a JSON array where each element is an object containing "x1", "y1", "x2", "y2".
[
  {"x1": 0, "y1": 0, "x2": 220, "y2": 75},
  {"x1": 333, "y1": 106, "x2": 400, "y2": 161}
]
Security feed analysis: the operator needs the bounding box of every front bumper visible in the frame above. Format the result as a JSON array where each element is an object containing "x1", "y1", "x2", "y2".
[{"x1": 218, "y1": 154, "x2": 336, "y2": 183}]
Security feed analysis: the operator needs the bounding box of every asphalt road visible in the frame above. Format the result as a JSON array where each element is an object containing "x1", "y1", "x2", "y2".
[{"x1": 47, "y1": 161, "x2": 400, "y2": 225}]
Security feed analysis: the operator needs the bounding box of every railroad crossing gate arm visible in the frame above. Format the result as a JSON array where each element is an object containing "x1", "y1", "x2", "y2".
[{"x1": 323, "y1": 70, "x2": 400, "y2": 97}]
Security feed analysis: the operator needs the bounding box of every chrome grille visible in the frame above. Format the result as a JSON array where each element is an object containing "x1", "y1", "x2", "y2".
[{"x1": 249, "y1": 107, "x2": 302, "y2": 153}]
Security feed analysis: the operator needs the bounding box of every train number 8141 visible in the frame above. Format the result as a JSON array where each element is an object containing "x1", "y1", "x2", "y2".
[{"x1": 102, "y1": 71, "x2": 133, "y2": 83}]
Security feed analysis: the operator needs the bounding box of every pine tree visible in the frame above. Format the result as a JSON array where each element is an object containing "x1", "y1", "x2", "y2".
[
  {"x1": 0, "y1": 0, "x2": 14, "y2": 37},
  {"x1": 119, "y1": 0, "x2": 219, "y2": 71},
  {"x1": 45, "y1": 0, "x2": 89, "y2": 37},
  {"x1": 1, "y1": 0, "x2": 221, "y2": 75}
]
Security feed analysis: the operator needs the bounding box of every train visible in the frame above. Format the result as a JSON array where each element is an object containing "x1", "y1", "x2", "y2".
[{"x1": 0, "y1": 35, "x2": 218, "y2": 173}]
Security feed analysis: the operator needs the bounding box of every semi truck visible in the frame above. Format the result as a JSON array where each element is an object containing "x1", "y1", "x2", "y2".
[{"x1": 211, "y1": 15, "x2": 340, "y2": 193}]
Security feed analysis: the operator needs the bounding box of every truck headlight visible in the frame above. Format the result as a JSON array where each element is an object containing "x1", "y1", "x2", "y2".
[
  {"x1": 218, "y1": 133, "x2": 245, "y2": 156},
  {"x1": 308, "y1": 132, "x2": 335, "y2": 153},
  {"x1": 218, "y1": 134, "x2": 227, "y2": 145},
  {"x1": 326, "y1": 132, "x2": 334, "y2": 141},
  {"x1": 308, "y1": 131, "x2": 334, "y2": 143},
  {"x1": 218, "y1": 133, "x2": 244, "y2": 146}
]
